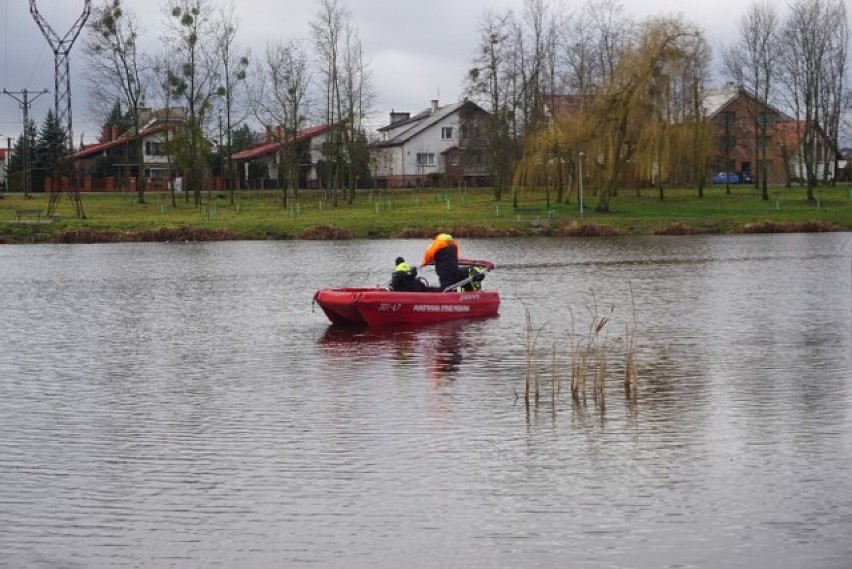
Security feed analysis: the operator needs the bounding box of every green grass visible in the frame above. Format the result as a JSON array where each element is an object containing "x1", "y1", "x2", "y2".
[{"x1": 1, "y1": 184, "x2": 850, "y2": 243}]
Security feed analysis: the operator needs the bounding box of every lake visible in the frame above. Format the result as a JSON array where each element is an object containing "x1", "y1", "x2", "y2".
[{"x1": 1, "y1": 234, "x2": 851, "y2": 568}]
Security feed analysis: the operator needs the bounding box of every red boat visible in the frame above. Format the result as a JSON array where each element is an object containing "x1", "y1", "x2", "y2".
[{"x1": 313, "y1": 260, "x2": 500, "y2": 327}]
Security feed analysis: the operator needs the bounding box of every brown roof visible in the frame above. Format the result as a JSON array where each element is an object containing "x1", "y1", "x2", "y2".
[
  {"x1": 231, "y1": 124, "x2": 335, "y2": 161},
  {"x1": 544, "y1": 94, "x2": 586, "y2": 118},
  {"x1": 67, "y1": 123, "x2": 176, "y2": 160}
]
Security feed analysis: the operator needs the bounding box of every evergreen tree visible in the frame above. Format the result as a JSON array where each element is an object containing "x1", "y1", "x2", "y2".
[
  {"x1": 7, "y1": 120, "x2": 37, "y2": 173},
  {"x1": 34, "y1": 110, "x2": 68, "y2": 170},
  {"x1": 100, "y1": 100, "x2": 134, "y2": 142},
  {"x1": 229, "y1": 124, "x2": 255, "y2": 154}
]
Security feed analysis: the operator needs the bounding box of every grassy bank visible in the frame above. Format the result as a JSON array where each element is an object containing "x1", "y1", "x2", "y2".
[{"x1": 1, "y1": 184, "x2": 850, "y2": 243}]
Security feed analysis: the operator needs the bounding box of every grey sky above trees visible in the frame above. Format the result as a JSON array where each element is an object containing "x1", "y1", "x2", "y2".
[{"x1": 0, "y1": 0, "x2": 828, "y2": 144}]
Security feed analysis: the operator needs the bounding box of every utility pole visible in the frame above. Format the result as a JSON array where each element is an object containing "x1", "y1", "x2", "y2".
[
  {"x1": 2, "y1": 88, "x2": 49, "y2": 198},
  {"x1": 4, "y1": 137, "x2": 10, "y2": 193},
  {"x1": 30, "y1": 0, "x2": 91, "y2": 218}
]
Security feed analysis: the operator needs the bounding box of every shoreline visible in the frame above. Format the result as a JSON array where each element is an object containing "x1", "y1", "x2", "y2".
[
  {"x1": 0, "y1": 220, "x2": 847, "y2": 245},
  {"x1": 1, "y1": 186, "x2": 850, "y2": 244}
]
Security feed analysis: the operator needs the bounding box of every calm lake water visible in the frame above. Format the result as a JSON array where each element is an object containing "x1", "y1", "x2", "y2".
[{"x1": 1, "y1": 234, "x2": 851, "y2": 568}]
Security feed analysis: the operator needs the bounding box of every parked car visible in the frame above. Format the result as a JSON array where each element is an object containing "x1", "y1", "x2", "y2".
[
  {"x1": 712, "y1": 171, "x2": 739, "y2": 184},
  {"x1": 740, "y1": 171, "x2": 754, "y2": 184}
]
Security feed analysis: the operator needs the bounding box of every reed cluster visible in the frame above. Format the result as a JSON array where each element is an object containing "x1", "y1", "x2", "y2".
[
  {"x1": 519, "y1": 287, "x2": 640, "y2": 414},
  {"x1": 738, "y1": 221, "x2": 841, "y2": 233},
  {"x1": 556, "y1": 222, "x2": 623, "y2": 237},
  {"x1": 298, "y1": 225, "x2": 354, "y2": 240},
  {"x1": 49, "y1": 227, "x2": 239, "y2": 243}
]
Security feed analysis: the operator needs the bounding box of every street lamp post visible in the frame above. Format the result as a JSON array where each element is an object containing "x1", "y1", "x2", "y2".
[
  {"x1": 218, "y1": 109, "x2": 223, "y2": 191},
  {"x1": 578, "y1": 151, "x2": 585, "y2": 217}
]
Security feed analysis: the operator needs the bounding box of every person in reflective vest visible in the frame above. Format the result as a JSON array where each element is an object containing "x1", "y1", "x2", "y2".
[
  {"x1": 421, "y1": 233, "x2": 469, "y2": 291},
  {"x1": 389, "y1": 257, "x2": 420, "y2": 292}
]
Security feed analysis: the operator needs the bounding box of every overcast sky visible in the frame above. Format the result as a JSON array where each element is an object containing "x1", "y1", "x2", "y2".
[{"x1": 1, "y1": 0, "x2": 770, "y2": 146}]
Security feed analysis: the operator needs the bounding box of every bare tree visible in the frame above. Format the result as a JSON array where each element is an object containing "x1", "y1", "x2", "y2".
[
  {"x1": 340, "y1": 24, "x2": 373, "y2": 204},
  {"x1": 725, "y1": 1, "x2": 780, "y2": 200},
  {"x1": 310, "y1": 0, "x2": 348, "y2": 206},
  {"x1": 149, "y1": 56, "x2": 179, "y2": 207},
  {"x1": 466, "y1": 8, "x2": 516, "y2": 201},
  {"x1": 819, "y1": 5, "x2": 848, "y2": 186},
  {"x1": 163, "y1": 0, "x2": 221, "y2": 206},
  {"x1": 256, "y1": 39, "x2": 312, "y2": 206},
  {"x1": 560, "y1": 4, "x2": 600, "y2": 100},
  {"x1": 84, "y1": 0, "x2": 149, "y2": 203},
  {"x1": 780, "y1": 0, "x2": 846, "y2": 201},
  {"x1": 684, "y1": 32, "x2": 713, "y2": 198},
  {"x1": 589, "y1": 0, "x2": 632, "y2": 83},
  {"x1": 214, "y1": 3, "x2": 249, "y2": 205}
]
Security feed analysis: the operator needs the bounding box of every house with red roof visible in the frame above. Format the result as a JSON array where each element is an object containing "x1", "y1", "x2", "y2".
[
  {"x1": 66, "y1": 107, "x2": 186, "y2": 191},
  {"x1": 702, "y1": 84, "x2": 793, "y2": 185},
  {"x1": 230, "y1": 123, "x2": 337, "y2": 190},
  {"x1": 774, "y1": 120, "x2": 840, "y2": 184},
  {"x1": 703, "y1": 84, "x2": 838, "y2": 186}
]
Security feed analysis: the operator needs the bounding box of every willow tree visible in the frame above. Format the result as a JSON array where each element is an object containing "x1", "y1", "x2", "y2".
[
  {"x1": 586, "y1": 17, "x2": 707, "y2": 212},
  {"x1": 513, "y1": 109, "x2": 593, "y2": 206}
]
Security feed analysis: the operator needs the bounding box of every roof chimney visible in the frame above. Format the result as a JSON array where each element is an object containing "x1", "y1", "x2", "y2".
[
  {"x1": 390, "y1": 110, "x2": 410, "y2": 124},
  {"x1": 431, "y1": 99, "x2": 439, "y2": 113}
]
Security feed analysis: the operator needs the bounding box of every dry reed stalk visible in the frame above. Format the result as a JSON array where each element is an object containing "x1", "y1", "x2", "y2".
[
  {"x1": 524, "y1": 308, "x2": 532, "y2": 406},
  {"x1": 584, "y1": 294, "x2": 613, "y2": 410},
  {"x1": 534, "y1": 365, "x2": 540, "y2": 406},
  {"x1": 594, "y1": 347, "x2": 607, "y2": 408},
  {"x1": 567, "y1": 307, "x2": 584, "y2": 403},
  {"x1": 623, "y1": 281, "x2": 639, "y2": 398},
  {"x1": 522, "y1": 304, "x2": 544, "y2": 408},
  {"x1": 551, "y1": 342, "x2": 560, "y2": 406}
]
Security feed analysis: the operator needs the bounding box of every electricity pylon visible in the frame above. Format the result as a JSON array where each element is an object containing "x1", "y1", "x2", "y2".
[{"x1": 29, "y1": 0, "x2": 91, "y2": 218}]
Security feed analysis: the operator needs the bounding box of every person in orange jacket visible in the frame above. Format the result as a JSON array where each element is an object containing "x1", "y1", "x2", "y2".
[{"x1": 421, "y1": 233, "x2": 468, "y2": 291}]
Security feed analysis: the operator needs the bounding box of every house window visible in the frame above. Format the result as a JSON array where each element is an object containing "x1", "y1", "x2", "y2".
[
  {"x1": 441, "y1": 127, "x2": 453, "y2": 140},
  {"x1": 460, "y1": 125, "x2": 480, "y2": 141},
  {"x1": 145, "y1": 141, "x2": 165, "y2": 156},
  {"x1": 416, "y1": 153, "x2": 435, "y2": 167},
  {"x1": 720, "y1": 136, "x2": 736, "y2": 152}
]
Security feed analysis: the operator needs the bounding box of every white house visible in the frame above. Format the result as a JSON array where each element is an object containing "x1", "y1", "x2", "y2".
[{"x1": 371, "y1": 99, "x2": 491, "y2": 187}]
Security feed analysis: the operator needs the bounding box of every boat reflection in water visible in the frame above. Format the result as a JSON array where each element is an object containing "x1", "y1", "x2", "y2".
[{"x1": 318, "y1": 319, "x2": 491, "y2": 384}]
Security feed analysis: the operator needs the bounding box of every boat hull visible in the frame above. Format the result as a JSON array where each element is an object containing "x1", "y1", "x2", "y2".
[{"x1": 313, "y1": 287, "x2": 500, "y2": 326}]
